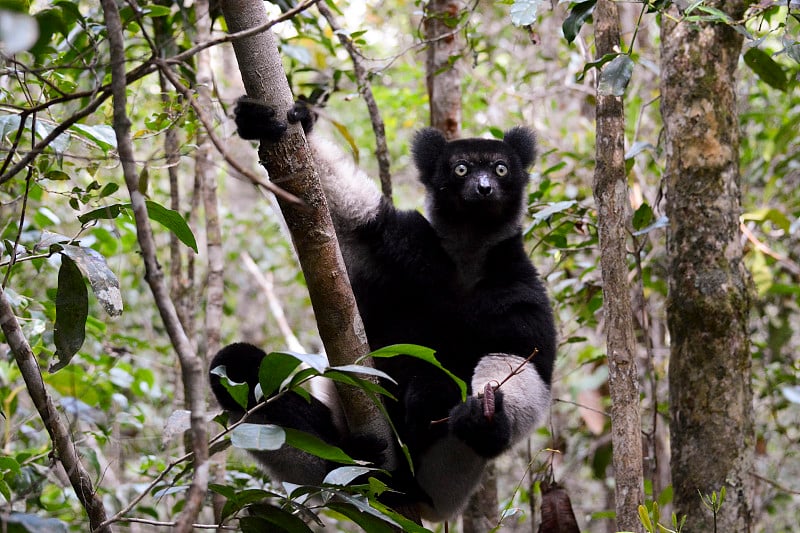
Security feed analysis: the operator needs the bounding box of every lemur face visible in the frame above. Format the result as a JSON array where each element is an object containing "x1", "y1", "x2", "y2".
[{"x1": 411, "y1": 128, "x2": 537, "y2": 227}]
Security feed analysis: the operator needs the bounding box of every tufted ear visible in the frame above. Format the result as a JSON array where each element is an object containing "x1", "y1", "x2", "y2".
[
  {"x1": 503, "y1": 127, "x2": 537, "y2": 169},
  {"x1": 412, "y1": 128, "x2": 448, "y2": 180}
]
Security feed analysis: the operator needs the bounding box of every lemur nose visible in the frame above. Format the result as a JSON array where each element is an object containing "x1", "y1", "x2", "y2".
[{"x1": 477, "y1": 176, "x2": 493, "y2": 196}]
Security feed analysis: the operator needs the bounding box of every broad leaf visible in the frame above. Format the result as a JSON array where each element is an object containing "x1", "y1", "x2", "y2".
[
  {"x1": 52, "y1": 255, "x2": 88, "y2": 372},
  {"x1": 78, "y1": 201, "x2": 198, "y2": 252},
  {"x1": 323, "y1": 466, "x2": 374, "y2": 486},
  {"x1": 563, "y1": 0, "x2": 596, "y2": 44},
  {"x1": 284, "y1": 428, "x2": 355, "y2": 464},
  {"x1": 743, "y1": 47, "x2": 788, "y2": 92},
  {"x1": 510, "y1": 0, "x2": 545, "y2": 27},
  {"x1": 70, "y1": 123, "x2": 117, "y2": 152},
  {"x1": 258, "y1": 352, "x2": 303, "y2": 397},
  {"x1": 598, "y1": 54, "x2": 634, "y2": 96},
  {"x1": 367, "y1": 344, "x2": 466, "y2": 401},
  {"x1": 142, "y1": 200, "x2": 198, "y2": 253},
  {"x1": 59, "y1": 244, "x2": 123, "y2": 317},
  {"x1": 210, "y1": 366, "x2": 250, "y2": 409},
  {"x1": 240, "y1": 505, "x2": 313, "y2": 533},
  {"x1": 632, "y1": 203, "x2": 654, "y2": 231},
  {"x1": 231, "y1": 423, "x2": 286, "y2": 451}
]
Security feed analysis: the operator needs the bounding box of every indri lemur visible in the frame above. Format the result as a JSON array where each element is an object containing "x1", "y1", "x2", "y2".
[{"x1": 210, "y1": 99, "x2": 557, "y2": 521}]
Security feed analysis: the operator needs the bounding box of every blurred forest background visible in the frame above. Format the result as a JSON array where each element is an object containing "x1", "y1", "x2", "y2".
[{"x1": 0, "y1": 0, "x2": 798, "y2": 531}]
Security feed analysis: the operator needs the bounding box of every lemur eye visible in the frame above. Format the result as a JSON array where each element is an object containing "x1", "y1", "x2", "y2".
[
  {"x1": 454, "y1": 164, "x2": 468, "y2": 177},
  {"x1": 495, "y1": 163, "x2": 508, "y2": 177}
]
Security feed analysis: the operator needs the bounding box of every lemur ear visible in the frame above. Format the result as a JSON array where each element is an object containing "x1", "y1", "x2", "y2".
[
  {"x1": 412, "y1": 128, "x2": 448, "y2": 180},
  {"x1": 503, "y1": 127, "x2": 537, "y2": 169}
]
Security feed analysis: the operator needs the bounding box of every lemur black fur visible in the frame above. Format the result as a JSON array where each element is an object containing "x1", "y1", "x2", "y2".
[{"x1": 209, "y1": 98, "x2": 557, "y2": 521}]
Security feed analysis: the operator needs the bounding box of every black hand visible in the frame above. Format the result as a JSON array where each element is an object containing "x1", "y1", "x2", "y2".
[{"x1": 449, "y1": 389, "x2": 512, "y2": 458}]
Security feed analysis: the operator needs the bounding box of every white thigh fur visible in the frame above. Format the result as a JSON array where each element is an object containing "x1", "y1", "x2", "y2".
[
  {"x1": 416, "y1": 436, "x2": 487, "y2": 521},
  {"x1": 472, "y1": 354, "x2": 551, "y2": 444},
  {"x1": 309, "y1": 135, "x2": 382, "y2": 232}
]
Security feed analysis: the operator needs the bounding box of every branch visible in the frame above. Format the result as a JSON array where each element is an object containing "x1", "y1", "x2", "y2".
[
  {"x1": 317, "y1": 2, "x2": 393, "y2": 199},
  {"x1": 219, "y1": 0, "x2": 395, "y2": 467},
  {"x1": 592, "y1": 1, "x2": 644, "y2": 531},
  {"x1": 99, "y1": 2, "x2": 208, "y2": 531},
  {"x1": 0, "y1": 288, "x2": 110, "y2": 531},
  {"x1": 0, "y1": 0, "x2": 321, "y2": 188},
  {"x1": 241, "y1": 252, "x2": 304, "y2": 352}
]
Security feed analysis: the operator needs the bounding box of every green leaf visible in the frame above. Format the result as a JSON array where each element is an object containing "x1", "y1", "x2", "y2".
[
  {"x1": 99, "y1": 182, "x2": 119, "y2": 198},
  {"x1": 638, "y1": 504, "x2": 653, "y2": 531},
  {"x1": 532, "y1": 200, "x2": 576, "y2": 225},
  {"x1": 563, "y1": 0, "x2": 596, "y2": 44},
  {"x1": 231, "y1": 423, "x2": 286, "y2": 451},
  {"x1": 325, "y1": 501, "x2": 400, "y2": 533},
  {"x1": 240, "y1": 505, "x2": 314, "y2": 533},
  {"x1": 284, "y1": 428, "x2": 355, "y2": 464},
  {"x1": 598, "y1": 54, "x2": 634, "y2": 97},
  {"x1": 78, "y1": 204, "x2": 124, "y2": 224},
  {"x1": 258, "y1": 352, "x2": 303, "y2": 398},
  {"x1": 52, "y1": 255, "x2": 88, "y2": 372},
  {"x1": 70, "y1": 123, "x2": 117, "y2": 152},
  {"x1": 323, "y1": 466, "x2": 374, "y2": 486},
  {"x1": 209, "y1": 366, "x2": 250, "y2": 409},
  {"x1": 632, "y1": 203, "x2": 654, "y2": 231},
  {"x1": 743, "y1": 47, "x2": 788, "y2": 92},
  {"x1": 741, "y1": 207, "x2": 791, "y2": 232},
  {"x1": 510, "y1": 0, "x2": 545, "y2": 27},
  {"x1": 324, "y1": 371, "x2": 397, "y2": 400},
  {"x1": 145, "y1": 200, "x2": 197, "y2": 251},
  {"x1": 59, "y1": 244, "x2": 123, "y2": 317},
  {"x1": 367, "y1": 344, "x2": 467, "y2": 401}
]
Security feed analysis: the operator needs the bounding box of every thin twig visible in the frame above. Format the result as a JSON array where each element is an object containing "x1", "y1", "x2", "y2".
[{"x1": 0, "y1": 0, "x2": 321, "y2": 187}]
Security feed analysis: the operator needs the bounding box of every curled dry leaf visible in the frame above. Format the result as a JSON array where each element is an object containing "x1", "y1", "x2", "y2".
[
  {"x1": 538, "y1": 481, "x2": 580, "y2": 533},
  {"x1": 483, "y1": 382, "x2": 495, "y2": 421}
]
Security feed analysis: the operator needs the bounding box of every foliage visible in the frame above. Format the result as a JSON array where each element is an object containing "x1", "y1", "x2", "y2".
[{"x1": 0, "y1": 0, "x2": 797, "y2": 531}]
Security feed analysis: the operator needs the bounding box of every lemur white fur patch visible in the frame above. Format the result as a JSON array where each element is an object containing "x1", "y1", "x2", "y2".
[
  {"x1": 416, "y1": 436, "x2": 487, "y2": 521},
  {"x1": 472, "y1": 354, "x2": 551, "y2": 444},
  {"x1": 309, "y1": 135, "x2": 382, "y2": 231}
]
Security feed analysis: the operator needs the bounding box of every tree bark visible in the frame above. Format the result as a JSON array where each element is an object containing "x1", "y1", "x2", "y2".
[
  {"x1": 592, "y1": 2, "x2": 644, "y2": 531},
  {"x1": 661, "y1": 2, "x2": 754, "y2": 531},
  {"x1": 219, "y1": 0, "x2": 395, "y2": 460},
  {"x1": 0, "y1": 289, "x2": 110, "y2": 532},
  {"x1": 423, "y1": 0, "x2": 463, "y2": 140},
  {"x1": 100, "y1": 2, "x2": 209, "y2": 530}
]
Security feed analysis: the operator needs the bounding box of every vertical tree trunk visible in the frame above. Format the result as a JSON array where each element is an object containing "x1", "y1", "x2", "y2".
[
  {"x1": 423, "y1": 0, "x2": 463, "y2": 139},
  {"x1": 660, "y1": 2, "x2": 754, "y2": 531},
  {"x1": 219, "y1": 0, "x2": 396, "y2": 467},
  {"x1": 592, "y1": 2, "x2": 644, "y2": 531}
]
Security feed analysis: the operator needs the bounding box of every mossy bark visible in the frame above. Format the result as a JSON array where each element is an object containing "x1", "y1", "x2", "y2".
[{"x1": 660, "y1": 2, "x2": 754, "y2": 530}]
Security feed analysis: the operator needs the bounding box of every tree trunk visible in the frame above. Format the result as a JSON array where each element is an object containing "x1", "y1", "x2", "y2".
[
  {"x1": 660, "y1": 2, "x2": 754, "y2": 530},
  {"x1": 423, "y1": 0, "x2": 463, "y2": 140},
  {"x1": 219, "y1": 0, "x2": 395, "y2": 464},
  {"x1": 592, "y1": 2, "x2": 644, "y2": 531}
]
